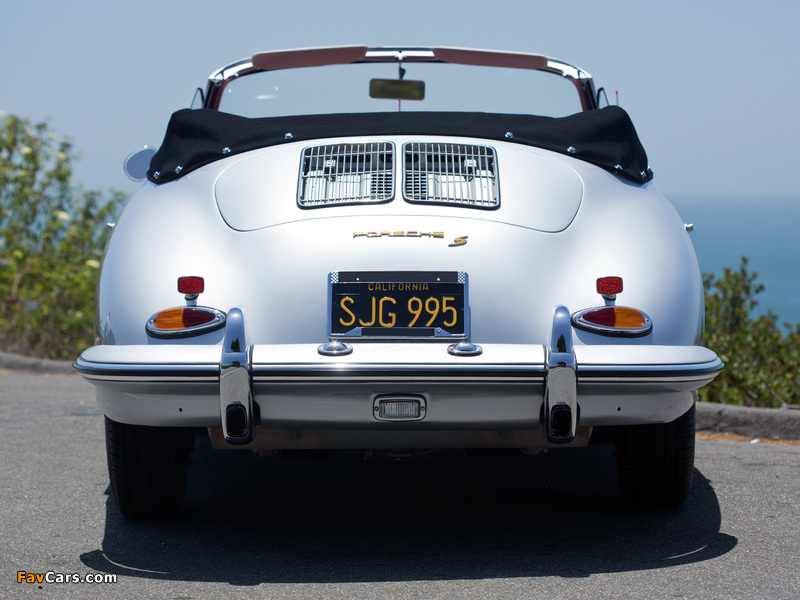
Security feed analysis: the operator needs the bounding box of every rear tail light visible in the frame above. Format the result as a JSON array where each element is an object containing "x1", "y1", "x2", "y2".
[
  {"x1": 153, "y1": 308, "x2": 215, "y2": 329},
  {"x1": 571, "y1": 306, "x2": 652, "y2": 337},
  {"x1": 596, "y1": 276, "x2": 623, "y2": 298},
  {"x1": 146, "y1": 306, "x2": 226, "y2": 338},
  {"x1": 178, "y1": 276, "x2": 205, "y2": 295}
]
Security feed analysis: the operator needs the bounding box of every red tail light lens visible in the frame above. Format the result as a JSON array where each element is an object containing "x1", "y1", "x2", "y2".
[
  {"x1": 596, "y1": 276, "x2": 623, "y2": 297},
  {"x1": 147, "y1": 306, "x2": 225, "y2": 338},
  {"x1": 178, "y1": 276, "x2": 205, "y2": 295},
  {"x1": 584, "y1": 307, "x2": 617, "y2": 327},
  {"x1": 571, "y1": 306, "x2": 652, "y2": 337},
  {"x1": 181, "y1": 308, "x2": 215, "y2": 328}
]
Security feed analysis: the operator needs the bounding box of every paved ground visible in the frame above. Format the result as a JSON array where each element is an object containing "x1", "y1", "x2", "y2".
[{"x1": 1, "y1": 370, "x2": 799, "y2": 599}]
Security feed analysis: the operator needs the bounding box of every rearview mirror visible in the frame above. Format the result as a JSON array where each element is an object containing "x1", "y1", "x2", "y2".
[{"x1": 369, "y1": 79, "x2": 425, "y2": 101}]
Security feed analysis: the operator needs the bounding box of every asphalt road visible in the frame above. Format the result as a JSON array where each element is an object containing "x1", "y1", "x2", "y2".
[{"x1": 1, "y1": 371, "x2": 798, "y2": 600}]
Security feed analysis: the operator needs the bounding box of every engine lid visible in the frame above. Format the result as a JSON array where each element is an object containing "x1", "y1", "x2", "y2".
[{"x1": 214, "y1": 138, "x2": 584, "y2": 232}]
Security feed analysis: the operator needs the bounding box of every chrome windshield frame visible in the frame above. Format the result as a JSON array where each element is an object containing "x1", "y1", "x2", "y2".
[{"x1": 203, "y1": 45, "x2": 598, "y2": 113}]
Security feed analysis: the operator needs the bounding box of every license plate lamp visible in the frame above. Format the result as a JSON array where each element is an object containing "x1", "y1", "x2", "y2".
[{"x1": 374, "y1": 395, "x2": 426, "y2": 421}]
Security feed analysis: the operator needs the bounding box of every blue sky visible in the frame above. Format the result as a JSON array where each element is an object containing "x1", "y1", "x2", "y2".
[{"x1": 2, "y1": 0, "x2": 799, "y2": 202}]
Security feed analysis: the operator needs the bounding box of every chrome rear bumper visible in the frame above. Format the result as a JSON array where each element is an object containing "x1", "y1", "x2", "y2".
[{"x1": 74, "y1": 306, "x2": 723, "y2": 447}]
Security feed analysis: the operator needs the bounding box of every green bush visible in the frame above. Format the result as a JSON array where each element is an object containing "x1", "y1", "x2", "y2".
[
  {"x1": 702, "y1": 257, "x2": 800, "y2": 407},
  {"x1": 0, "y1": 112, "x2": 123, "y2": 359}
]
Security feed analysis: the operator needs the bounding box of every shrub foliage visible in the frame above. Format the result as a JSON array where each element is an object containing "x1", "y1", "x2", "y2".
[
  {"x1": 0, "y1": 113, "x2": 122, "y2": 359},
  {"x1": 702, "y1": 257, "x2": 800, "y2": 407}
]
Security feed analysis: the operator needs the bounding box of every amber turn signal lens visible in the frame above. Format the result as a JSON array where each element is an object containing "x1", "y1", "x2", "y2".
[
  {"x1": 152, "y1": 308, "x2": 184, "y2": 330},
  {"x1": 152, "y1": 307, "x2": 216, "y2": 330},
  {"x1": 583, "y1": 307, "x2": 646, "y2": 328}
]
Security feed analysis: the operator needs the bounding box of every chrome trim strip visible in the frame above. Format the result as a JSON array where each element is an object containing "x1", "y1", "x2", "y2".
[
  {"x1": 578, "y1": 357, "x2": 723, "y2": 375},
  {"x1": 73, "y1": 369, "x2": 718, "y2": 386},
  {"x1": 73, "y1": 357, "x2": 218, "y2": 383},
  {"x1": 254, "y1": 376, "x2": 543, "y2": 384},
  {"x1": 252, "y1": 363, "x2": 545, "y2": 377},
  {"x1": 253, "y1": 369, "x2": 545, "y2": 384},
  {"x1": 580, "y1": 376, "x2": 718, "y2": 384},
  {"x1": 74, "y1": 358, "x2": 721, "y2": 385},
  {"x1": 578, "y1": 359, "x2": 723, "y2": 384},
  {"x1": 77, "y1": 373, "x2": 219, "y2": 384},
  {"x1": 251, "y1": 363, "x2": 545, "y2": 372}
]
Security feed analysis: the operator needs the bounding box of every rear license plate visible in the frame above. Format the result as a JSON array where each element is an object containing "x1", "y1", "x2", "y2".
[{"x1": 329, "y1": 271, "x2": 467, "y2": 339}]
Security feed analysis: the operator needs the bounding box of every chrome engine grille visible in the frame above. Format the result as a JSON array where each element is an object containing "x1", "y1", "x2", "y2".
[
  {"x1": 403, "y1": 143, "x2": 498, "y2": 208},
  {"x1": 298, "y1": 142, "x2": 394, "y2": 207}
]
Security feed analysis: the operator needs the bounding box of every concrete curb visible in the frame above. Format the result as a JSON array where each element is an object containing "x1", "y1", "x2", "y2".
[
  {"x1": 0, "y1": 352, "x2": 76, "y2": 375},
  {"x1": 696, "y1": 402, "x2": 800, "y2": 442},
  {"x1": 1, "y1": 352, "x2": 799, "y2": 440}
]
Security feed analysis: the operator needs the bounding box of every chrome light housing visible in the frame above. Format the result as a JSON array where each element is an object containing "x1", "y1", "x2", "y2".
[
  {"x1": 571, "y1": 306, "x2": 652, "y2": 337},
  {"x1": 146, "y1": 306, "x2": 227, "y2": 339}
]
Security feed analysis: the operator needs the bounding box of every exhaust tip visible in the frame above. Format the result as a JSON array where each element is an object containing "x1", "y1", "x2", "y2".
[
  {"x1": 225, "y1": 402, "x2": 249, "y2": 438},
  {"x1": 549, "y1": 404, "x2": 573, "y2": 439}
]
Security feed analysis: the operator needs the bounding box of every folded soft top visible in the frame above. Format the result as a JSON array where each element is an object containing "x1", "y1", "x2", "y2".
[{"x1": 147, "y1": 106, "x2": 652, "y2": 185}]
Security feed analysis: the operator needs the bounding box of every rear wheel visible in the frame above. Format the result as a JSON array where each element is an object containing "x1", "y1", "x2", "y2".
[
  {"x1": 105, "y1": 416, "x2": 195, "y2": 519},
  {"x1": 614, "y1": 403, "x2": 696, "y2": 508}
]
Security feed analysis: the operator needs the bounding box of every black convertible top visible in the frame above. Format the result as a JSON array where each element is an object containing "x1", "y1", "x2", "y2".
[{"x1": 147, "y1": 106, "x2": 652, "y2": 185}]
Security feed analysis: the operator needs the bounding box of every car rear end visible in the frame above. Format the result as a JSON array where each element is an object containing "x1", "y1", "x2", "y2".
[
  {"x1": 74, "y1": 47, "x2": 722, "y2": 517},
  {"x1": 77, "y1": 130, "x2": 719, "y2": 450}
]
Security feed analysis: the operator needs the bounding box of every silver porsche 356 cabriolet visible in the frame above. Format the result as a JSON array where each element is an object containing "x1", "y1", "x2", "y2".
[{"x1": 75, "y1": 46, "x2": 722, "y2": 518}]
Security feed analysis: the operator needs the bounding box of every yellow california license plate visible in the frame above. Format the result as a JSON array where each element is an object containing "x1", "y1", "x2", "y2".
[{"x1": 329, "y1": 271, "x2": 466, "y2": 338}]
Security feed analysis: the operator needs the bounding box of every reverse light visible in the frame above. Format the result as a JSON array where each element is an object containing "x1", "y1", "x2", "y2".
[
  {"x1": 571, "y1": 306, "x2": 652, "y2": 337},
  {"x1": 146, "y1": 306, "x2": 226, "y2": 338}
]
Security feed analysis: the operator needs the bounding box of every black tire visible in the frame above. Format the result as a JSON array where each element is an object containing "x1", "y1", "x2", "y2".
[
  {"x1": 614, "y1": 403, "x2": 696, "y2": 509},
  {"x1": 105, "y1": 416, "x2": 195, "y2": 519}
]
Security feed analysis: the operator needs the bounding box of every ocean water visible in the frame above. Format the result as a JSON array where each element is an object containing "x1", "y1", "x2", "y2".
[{"x1": 669, "y1": 196, "x2": 800, "y2": 327}]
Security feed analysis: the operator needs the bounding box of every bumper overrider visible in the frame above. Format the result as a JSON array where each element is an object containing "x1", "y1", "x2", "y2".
[{"x1": 74, "y1": 306, "x2": 722, "y2": 450}]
